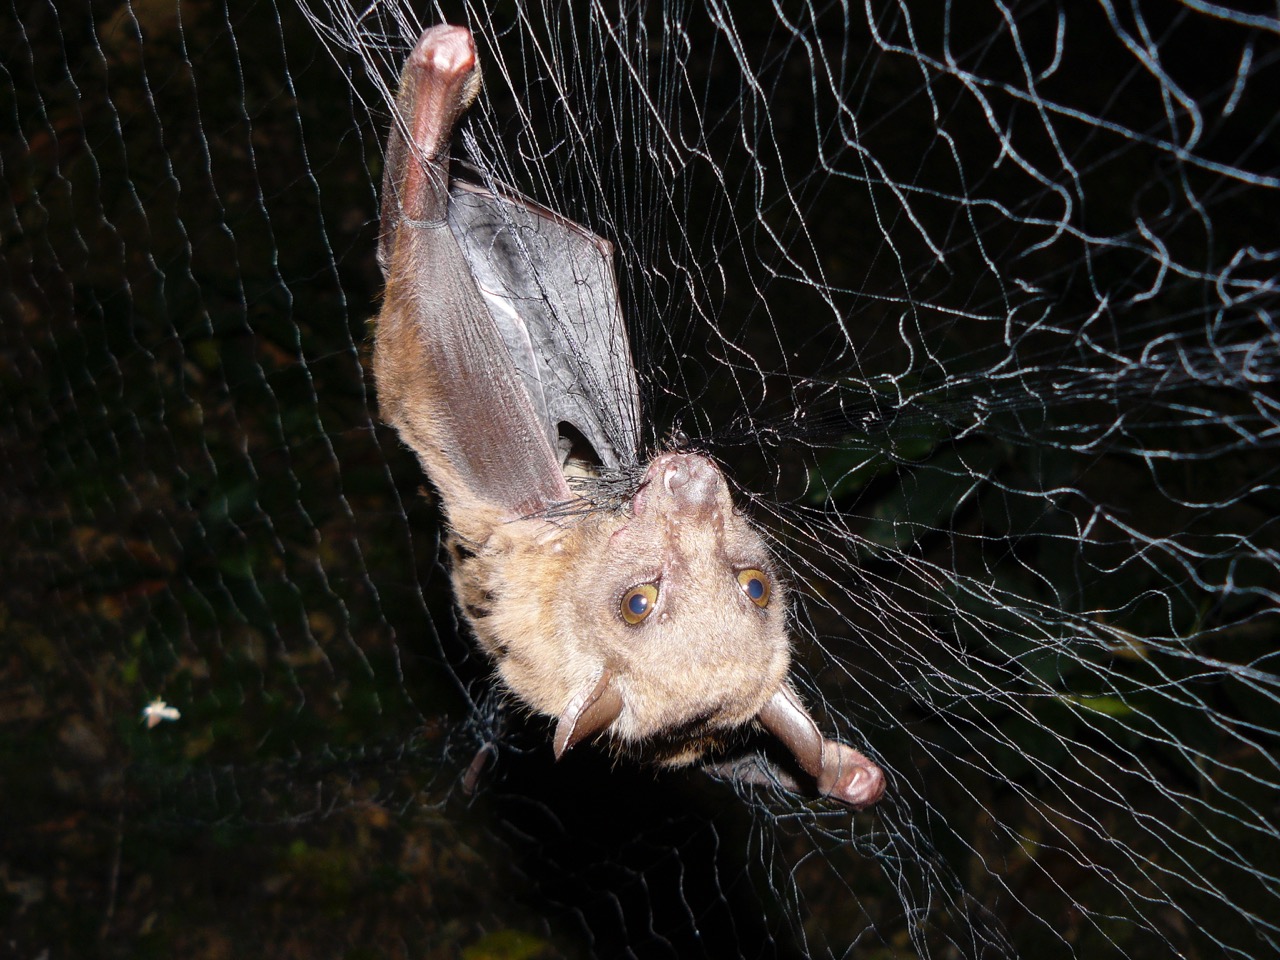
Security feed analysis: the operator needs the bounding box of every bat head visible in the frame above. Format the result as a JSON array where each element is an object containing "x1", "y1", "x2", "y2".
[{"x1": 458, "y1": 451, "x2": 792, "y2": 763}]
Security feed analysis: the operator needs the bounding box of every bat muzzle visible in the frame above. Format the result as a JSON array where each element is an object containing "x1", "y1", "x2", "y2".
[{"x1": 634, "y1": 452, "x2": 724, "y2": 518}]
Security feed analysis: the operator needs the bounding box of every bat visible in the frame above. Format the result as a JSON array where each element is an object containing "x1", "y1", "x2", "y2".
[{"x1": 371, "y1": 24, "x2": 884, "y2": 809}]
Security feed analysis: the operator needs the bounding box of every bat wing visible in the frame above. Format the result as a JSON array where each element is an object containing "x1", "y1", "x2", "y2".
[
  {"x1": 446, "y1": 174, "x2": 642, "y2": 472},
  {"x1": 374, "y1": 25, "x2": 571, "y2": 520}
]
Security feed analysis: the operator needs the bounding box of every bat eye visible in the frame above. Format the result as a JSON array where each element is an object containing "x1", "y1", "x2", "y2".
[
  {"x1": 620, "y1": 583, "x2": 659, "y2": 624},
  {"x1": 737, "y1": 569, "x2": 770, "y2": 607}
]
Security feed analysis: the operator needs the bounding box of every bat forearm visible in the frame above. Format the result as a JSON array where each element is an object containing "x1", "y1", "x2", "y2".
[
  {"x1": 758, "y1": 685, "x2": 885, "y2": 809},
  {"x1": 380, "y1": 25, "x2": 482, "y2": 264},
  {"x1": 376, "y1": 26, "x2": 569, "y2": 520},
  {"x1": 398, "y1": 27, "x2": 480, "y2": 220}
]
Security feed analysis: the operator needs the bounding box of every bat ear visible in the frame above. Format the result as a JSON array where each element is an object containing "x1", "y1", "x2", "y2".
[{"x1": 553, "y1": 668, "x2": 624, "y2": 759}]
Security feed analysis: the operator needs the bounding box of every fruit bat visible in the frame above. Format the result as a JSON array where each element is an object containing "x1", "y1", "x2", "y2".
[{"x1": 371, "y1": 24, "x2": 884, "y2": 808}]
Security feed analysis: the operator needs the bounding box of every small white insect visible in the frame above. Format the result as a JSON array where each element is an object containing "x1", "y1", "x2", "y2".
[{"x1": 141, "y1": 698, "x2": 181, "y2": 729}]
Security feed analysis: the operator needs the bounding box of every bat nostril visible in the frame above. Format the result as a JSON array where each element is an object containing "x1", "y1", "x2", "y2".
[
  {"x1": 663, "y1": 455, "x2": 721, "y2": 511},
  {"x1": 664, "y1": 460, "x2": 697, "y2": 489},
  {"x1": 663, "y1": 461, "x2": 687, "y2": 495}
]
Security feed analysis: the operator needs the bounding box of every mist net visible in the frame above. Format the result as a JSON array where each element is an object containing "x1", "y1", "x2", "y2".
[{"x1": 4, "y1": 1, "x2": 1278, "y2": 957}]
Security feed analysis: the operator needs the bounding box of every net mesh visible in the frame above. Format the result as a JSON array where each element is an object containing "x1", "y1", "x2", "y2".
[{"x1": 4, "y1": 1, "x2": 1278, "y2": 957}]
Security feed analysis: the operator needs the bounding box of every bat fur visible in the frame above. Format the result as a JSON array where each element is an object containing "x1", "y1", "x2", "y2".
[{"x1": 372, "y1": 24, "x2": 884, "y2": 808}]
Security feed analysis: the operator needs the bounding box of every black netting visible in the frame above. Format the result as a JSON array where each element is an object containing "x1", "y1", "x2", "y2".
[{"x1": 4, "y1": 1, "x2": 1278, "y2": 957}]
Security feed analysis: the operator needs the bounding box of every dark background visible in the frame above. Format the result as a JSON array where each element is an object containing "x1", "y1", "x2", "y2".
[{"x1": 3, "y1": 2, "x2": 1278, "y2": 958}]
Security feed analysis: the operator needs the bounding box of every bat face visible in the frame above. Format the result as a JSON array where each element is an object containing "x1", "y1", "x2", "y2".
[
  {"x1": 569, "y1": 453, "x2": 791, "y2": 744},
  {"x1": 454, "y1": 453, "x2": 790, "y2": 762},
  {"x1": 373, "y1": 23, "x2": 884, "y2": 808}
]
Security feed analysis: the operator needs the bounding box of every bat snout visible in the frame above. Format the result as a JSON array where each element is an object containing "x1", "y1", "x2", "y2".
[{"x1": 635, "y1": 452, "x2": 724, "y2": 517}]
